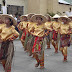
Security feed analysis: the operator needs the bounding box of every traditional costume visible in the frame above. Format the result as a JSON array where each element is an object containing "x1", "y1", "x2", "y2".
[
  {"x1": 17, "y1": 15, "x2": 28, "y2": 49},
  {"x1": 29, "y1": 14, "x2": 47, "y2": 69},
  {"x1": 45, "y1": 14, "x2": 52, "y2": 49},
  {"x1": 26, "y1": 21, "x2": 36, "y2": 56},
  {"x1": 52, "y1": 14, "x2": 61, "y2": 53},
  {"x1": 24, "y1": 13, "x2": 35, "y2": 53},
  {"x1": 59, "y1": 15, "x2": 71, "y2": 61},
  {"x1": 0, "y1": 14, "x2": 19, "y2": 72},
  {"x1": 68, "y1": 15, "x2": 72, "y2": 45},
  {"x1": 0, "y1": 14, "x2": 6, "y2": 63}
]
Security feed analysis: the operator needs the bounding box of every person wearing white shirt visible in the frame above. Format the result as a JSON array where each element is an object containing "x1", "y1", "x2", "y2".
[
  {"x1": 63, "y1": 8, "x2": 72, "y2": 16},
  {"x1": 13, "y1": 14, "x2": 17, "y2": 21}
]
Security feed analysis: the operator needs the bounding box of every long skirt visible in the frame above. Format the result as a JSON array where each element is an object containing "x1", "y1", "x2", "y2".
[
  {"x1": 70, "y1": 34, "x2": 72, "y2": 45},
  {"x1": 52, "y1": 30, "x2": 58, "y2": 41},
  {"x1": 27, "y1": 35, "x2": 34, "y2": 54},
  {"x1": 19, "y1": 30, "x2": 23, "y2": 39},
  {"x1": 60, "y1": 34, "x2": 70, "y2": 48},
  {"x1": 45, "y1": 34, "x2": 50, "y2": 48},
  {"x1": 32, "y1": 37, "x2": 45, "y2": 59},
  {"x1": 24, "y1": 33, "x2": 32, "y2": 51},
  {"x1": 46, "y1": 34, "x2": 50, "y2": 43},
  {"x1": 21, "y1": 30, "x2": 27, "y2": 41},
  {"x1": 0, "y1": 40, "x2": 14, "y2": 71},
  {"x1": 21, "y1": 30, "x2": 27, "y2": 48},
  {"x1": 32, "y1": 37, "x2": 45, "y2": 67}
]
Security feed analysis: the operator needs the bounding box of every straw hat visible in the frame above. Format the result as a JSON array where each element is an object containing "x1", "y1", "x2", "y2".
[
  {"x1": 59, "y1": 15, "x2": 71, "y2": 22},
  {"x1": 45, "y1": 14, "x2": 51, "y2": 18},
  {"x1": 68, "y1": 15, "x2": 72, "y2": 18},
  {"x1": 27, "y1": 13, "x2": 35, "y2": 20},
  {"x1": 0, "y1": 14, "x2": 3, "y2": 19},
  {"x1": 45, "y1": 14, "x2": 52, "y2": 21},
  {"x1": 31, "y1": 14, "x2": 47, "y2": 23},
  {"x1": 20, "y1": 15, "x2": 28, "y2": 21},
  {"x1": 2, "y1": 14, "x2": 17, "y2": 26},
  {"x1": 52, "y1": 14, "x2": 60, "y2": 19}
]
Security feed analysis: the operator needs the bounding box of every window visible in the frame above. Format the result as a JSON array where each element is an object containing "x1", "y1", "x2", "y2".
[{"x1": 7, "y1": 5, "x2": 24, "y2": 15}]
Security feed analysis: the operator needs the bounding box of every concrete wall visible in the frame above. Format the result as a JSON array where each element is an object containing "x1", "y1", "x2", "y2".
[
  {"x1": 1, "y1": 0, "x2": 72, "y2": 15},
  {"x1": 40, "y1": 0, "x2": 47, "y2": 15},
  {"x1": 0, "y1": 0, "x2": 28, "y2": 14},
  {"x1": 47, "y1": 0, "x2": 72, "y2": 15},
  {"x1": 0, "y1": 0, "x2": 2, "y2": 4},
  {"x1": 47, "y1": 0, "x2": 53, "y2": 13},
  {"x1": 52, "y1": 0, "x2": 72, "y2": 15},
  {"x1": 27, "y1": 0, "x2": 48, "y2": 15},
  {"x1": 27, "y1": 0, "x2": 40, "y2": 14}
]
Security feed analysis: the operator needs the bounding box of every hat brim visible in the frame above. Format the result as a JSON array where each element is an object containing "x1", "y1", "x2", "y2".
[
  {"x1": 0, "y1": 14, "x2": 4, "y2": 19},
  {"x1": 68, "y1": 16, "x2": 72, "y2": 18},
  {"x1": 59, "y1": 17, "x2": 71, "y2": 22},
  {"x1": 45, "y1": 14, "x2": 52, "y2": 20},
  {"x1": 3, "y1": 14, "x2": 17, "y2": 26},
  {"x1": 20, "y1": 15, "x2": 28, "y2": 21},
  {"x1": 52, "y1": 14, "x2": 60, "y2": 19},
  {"x1": 52, "y1": 17, "x2": 60, "y2": 19},
  {"x1": 31, "y1": 14, "x2": 47, "y2": 23},
  {"x1": 27, "y1": 13, "x2": 35, "y2": 20}
]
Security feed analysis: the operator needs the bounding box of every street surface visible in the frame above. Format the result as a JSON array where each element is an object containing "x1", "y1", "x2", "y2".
[{"x1": 0, "y1": 40, "x2": 72, "y2": 72}]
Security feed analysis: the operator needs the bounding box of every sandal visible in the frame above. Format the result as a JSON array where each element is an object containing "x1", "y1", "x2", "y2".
[{"x1": 35, "y1": 62, "x2": 40, "y2": 67}]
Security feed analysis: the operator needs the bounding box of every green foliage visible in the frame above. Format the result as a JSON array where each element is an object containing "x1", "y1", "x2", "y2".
[
  {"x1": 56, "y1": 11, "x2": 62, "y2": 15},
  {"x1": 47, "y1": 11, "x2": 62, "y2": 17},
  {"x1": 47, "y1": 12, "x2": 55, "y2": 17}
]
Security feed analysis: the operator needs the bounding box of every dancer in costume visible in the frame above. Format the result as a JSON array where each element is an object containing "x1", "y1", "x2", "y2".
[
  {"x1": 24, "y1": 13, "x2": 35, "y2": 53},
  {"x1": 0, "y1": 14, "x2": 19, "y2": 72},
  {"x1": 17, "y1": 14, "x2": 21, "y2": 39},
  {"x1": 0, "y1": 14, "x2": 6, "y2": 63},
  {"x1": 45, "y1": 14, "x2": 53, "y2": 49},
  {"x1": 59, "y1": 15, "x2": 71, "y2": 62},
  {"x1": 18, "y1": 15, "x2": 28, "y2": 49},
  {"x1": 29, "y1": 14, "x2": 47, "y2": 69},
  {"x1": 68, "y1": 15, "x2": 72, "y2": 44},
  {"x1": 52, "y1": 14, "x2": 61, "y2": 53},
  {"x1": 26, "y1": 14, "x2": 37, "y2": 56}
]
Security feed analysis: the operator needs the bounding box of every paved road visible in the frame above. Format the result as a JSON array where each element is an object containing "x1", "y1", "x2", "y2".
[{"x1": 0, "y1": 40, "x2": 72, "y2": 72}]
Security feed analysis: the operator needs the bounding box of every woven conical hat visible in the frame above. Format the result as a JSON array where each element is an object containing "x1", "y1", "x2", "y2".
[
  {"x1": 52, "y1": 14, "x2": 60, "y2": 19},
  {"x1": 3, "y1": 14, "x2": 17, "y2": 26},
  {"x1": 20, "y1": 14, "x2": 28, "y2": 21},
  {"x1": 31, "y1": 14, "x2": 47, "y2": 23},
  {"x1": 59, "y1": 15, "x2": 71, "y2": 22}
]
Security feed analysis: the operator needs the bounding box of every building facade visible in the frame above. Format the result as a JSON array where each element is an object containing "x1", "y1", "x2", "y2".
[
  {"x1": 0, "y1": 0, "x2": 28, "y2": 15},
  {"x1": 27, "y1": 0, "x2": 72, "y2": 15},
  {"x1": 0, "y1": 0, "x2": 72, "y2": 15},
  {"x1": 47, "y1": 0, "x2": 72, "y2": 15}
]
